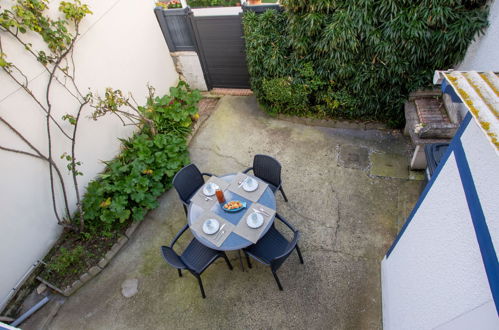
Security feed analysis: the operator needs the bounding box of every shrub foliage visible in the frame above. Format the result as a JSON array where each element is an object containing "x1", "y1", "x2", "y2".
[
  {"x1": 243, "y1": 0, "x2": 489, "y2": 126},
  {"x1": 82, "y1": 82, "x2": 200, "y2": 235}
]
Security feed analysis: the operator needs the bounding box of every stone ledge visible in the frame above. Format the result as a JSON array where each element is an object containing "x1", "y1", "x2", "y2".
[
  {"x1": 63, "y1": 280, "x2": 83, "y2": 296},
  {"x1": 36, "y1": 220, "x2": 144, "y2": 298},
  {"x1": 79, "y1": 272, "x2": 91, "y2": 284},
  {"x1": 88, "y1": 265, "x2": 102, "y2": 276},
  {"x1": 187, "y1": 98, "x2": 220, "y2": 146},
  {"x1": 125, "y1": 221, "x2": 140, "y2": 239},
  {"x1": 36, "y1": 277, "x2": 65, "y2": 296},
  {"x1": 408, "y1": 89, "x2": 441, "y2": 101},
  {"x1": 104, "y1": 236, "x2": 128, "y2": 261},
  {"x1": 98, "y1": 257, "x2": 109, "y2": 269}
]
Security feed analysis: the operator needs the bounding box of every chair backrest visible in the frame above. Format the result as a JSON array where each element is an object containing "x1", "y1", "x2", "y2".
[
  {"x1": 270, "y1": 231, "x2": 300, "y2": 271},
  {"x1": 172, "y1": 164, "x2": 205, "y2": 204},
  {"x1": 252, "y1": 154, "x2": 282, "y2": 188},
  {"x1": 161, "y1": 246, "x2": 186, "y2": 270}
]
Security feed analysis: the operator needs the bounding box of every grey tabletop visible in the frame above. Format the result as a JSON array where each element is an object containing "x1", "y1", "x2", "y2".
[{"x1": 188, "y1": 173, "x2": 276, "y2": 251}]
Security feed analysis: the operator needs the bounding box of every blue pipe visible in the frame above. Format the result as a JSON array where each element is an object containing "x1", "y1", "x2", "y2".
[{"x1": 11, "y1": 296, "x2": 50, "y2": 327}]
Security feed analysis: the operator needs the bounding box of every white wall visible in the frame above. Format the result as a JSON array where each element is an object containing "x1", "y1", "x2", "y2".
[
  {"x1": 458, "y1": 0, "x2": 499, "y2": 71},
  {"x1": 192, "y1": 6, "x2": 242, "y2": 16},
  {"x1": 0, "y1": 0, "x2": 178, "y2": 309},
  {"x1": 381, "y1": 117, "x2": 499, "y2": 329}
]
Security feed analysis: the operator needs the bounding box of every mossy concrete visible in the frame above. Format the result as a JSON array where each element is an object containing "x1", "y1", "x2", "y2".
[
  {"x1": 370, "y1": 152, "x2": 410, "y2": 179},
  {"x1": 44, "y1": 96, "x2": 424, "y2": 330},
  {"x1": 338, "y1": 145, "x2": 370, "y2": 170}
]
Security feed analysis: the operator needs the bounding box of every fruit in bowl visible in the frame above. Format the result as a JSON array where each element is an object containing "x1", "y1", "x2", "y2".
[{"x1": 223, "y1": 200, "x2": 244, "y2": 211}]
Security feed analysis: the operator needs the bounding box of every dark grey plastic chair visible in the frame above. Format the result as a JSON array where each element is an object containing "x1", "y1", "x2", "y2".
[
  {"x1": 173, "y1": 164, "x2": 213, "y2": 215},
  {"x1": 243, "y1": 213, "x2": 303, "y2": 290},
  {"x1": 243, "y1": 154, "x2": 288, "y2": 202},
  {"x1": 161, "y1": 224, "x2": 233, "y2": 298}
]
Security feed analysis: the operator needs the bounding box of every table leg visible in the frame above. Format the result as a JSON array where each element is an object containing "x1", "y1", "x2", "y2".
[{"x1": 238, "y1": 249, "x2": 245, "y2": 271}]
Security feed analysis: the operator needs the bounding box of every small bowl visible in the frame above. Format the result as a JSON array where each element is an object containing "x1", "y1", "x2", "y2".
[{"x1": 222, "y1": 201, "x2": 246, "y2": 213}]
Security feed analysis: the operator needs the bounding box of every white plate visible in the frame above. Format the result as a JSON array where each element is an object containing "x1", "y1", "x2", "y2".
[
  {"x1": 246, "y1": 212, "x2": 264, "y2": 229},
  {"x1": 202, "y1": 219, "x2": 220, "y2": 235},
  {"x1": 203, "y1": 182, "x2": 219, "y2": 196},
  {"x1": 242, "y1": 177, "x2": 258, "y2": 192}
]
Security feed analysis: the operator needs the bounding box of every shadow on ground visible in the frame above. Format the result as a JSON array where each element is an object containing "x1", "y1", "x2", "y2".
[{"x1": 43, "y1": 96, "x2": 424, "y2": 330}]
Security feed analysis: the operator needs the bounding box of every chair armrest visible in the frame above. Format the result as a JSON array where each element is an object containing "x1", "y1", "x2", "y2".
[
  {"x1": 243, "y1": 167, "x2": 253, "y2": 174},
  {"x1": 272, "y1": 230, "x2": 301, "y2": 264},
  {"x1": 201, "y1": 172, "x2": 214, "y2": 177},
  {"x1": 170, "y1": 224, "x2": 190, "y2": 248},
  {"x1": 275, "y1": 213, "x2": 297, "y2": 232}
]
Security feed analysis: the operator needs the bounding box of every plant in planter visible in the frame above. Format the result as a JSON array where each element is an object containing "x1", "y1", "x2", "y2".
[
  {"x1": 37, "y1": 81, "x2": 201, "y2": 295},
  {"x1": 187, "y1": 0, "x2": 241, "y2": 8},
  {"x1": 246, "y1": 0, "x2": 278, "y2": 5},
  {"x1": 156, "y1": 0, "x2": 183, "y2": 10}
]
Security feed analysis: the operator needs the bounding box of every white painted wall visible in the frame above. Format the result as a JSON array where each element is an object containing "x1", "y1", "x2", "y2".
[
  {"x1": 458, "y1": 0, "x2": 499, "y2": 71},
  {"x1": 171, "y1": 51, "x2": 208, "y2": 91},
  {"x1": 0, "y1": 0, "x2": 178, "y2": 309},
  {"x1": 192, "y1": 6, "x2": 242, "y2": 16},
  {"x1": 381, "y1": 117, "x2": 499, "y2": 329}
]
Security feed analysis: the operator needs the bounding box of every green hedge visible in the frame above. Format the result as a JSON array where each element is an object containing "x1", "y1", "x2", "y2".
[{"x1": 243, "y1": 1, "x2": 489, "y2": 126}]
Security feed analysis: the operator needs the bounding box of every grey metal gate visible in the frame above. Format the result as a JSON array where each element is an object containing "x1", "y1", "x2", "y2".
[
  {"x1": 191, "y1": 15, "x2": 250, "y2": 89},
  {"x1": 154, "y1": 7, "x2": 277, "y2": 90}
]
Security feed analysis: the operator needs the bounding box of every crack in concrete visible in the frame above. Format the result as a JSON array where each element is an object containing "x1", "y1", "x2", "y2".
[
  {"x1": 304, "y1": 247, "x2": 378, "y2": 262},
  {"x1": 286, "y1": 203, "x2": 324, "y2": 224},
  {"x1": 191, "y1": 146, "x2": 248, "y2": 168},
  {"x1": 332, "y1": 250, "x2": 378, "y2": 262},
  {"x1": 331, "y1": 186, "x2": 341, "y2": 242},
  {"x1": 282, "y1": 182, "x2": 340, "y2": 231}
]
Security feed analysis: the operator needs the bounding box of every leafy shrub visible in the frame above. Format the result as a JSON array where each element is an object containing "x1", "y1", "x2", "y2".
[
  {"x1": 46, "y1": 246, "x2": 87, "y2": 276},
  {"x1": 83, "y1": 133, "x2": 189, "y2": 234},
  {"x1": 81, "y1": 82, "x2": 200, "y2": 235},
  {"x1": 243, "y1": 2, "x2": 489, "y2": 126},
  {"x1": 141, "y1": 81, "x2": 201, "y2": 136},
  {"x1": 262, "y1": 77, "x2": 308, "y2": 113},
  {"x1": 187, "y1": 0, "x2": 239, "y2": 8}
]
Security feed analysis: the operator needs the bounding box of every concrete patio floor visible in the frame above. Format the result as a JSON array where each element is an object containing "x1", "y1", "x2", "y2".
[{"x1": 43, "y1": 96, "x2": 424, "y2": 329}]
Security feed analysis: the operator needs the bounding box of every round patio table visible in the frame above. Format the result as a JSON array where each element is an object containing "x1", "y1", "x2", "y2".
[{"x1": 187, "y1": 173, "x2": 276, "y2": 251}]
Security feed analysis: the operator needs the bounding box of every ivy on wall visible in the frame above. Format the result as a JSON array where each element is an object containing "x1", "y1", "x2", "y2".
[{"x1": 243, "y1": 0, "x2": 489, "y2": 126}]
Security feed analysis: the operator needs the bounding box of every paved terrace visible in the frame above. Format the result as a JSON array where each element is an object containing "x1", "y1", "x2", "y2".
[{"x1": 41, "y1": 96, "x2": 423, "y2": 329}]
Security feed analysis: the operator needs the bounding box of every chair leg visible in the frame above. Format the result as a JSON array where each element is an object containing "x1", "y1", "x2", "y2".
[
  {"x1": 196, "y1": 275, "x2": 206, "y2": 299},
  {"x1": 178, "y1": 269, "x2": 182, "y2": 277},
  {"x1": 272, "y1": 270, "x2": 283, "y2": 291},
  {"x1": 237, "y1": 250, "x2": 244, "y2": 271},
  {"x1": 182, "y1": 204, "x2": 188, "y2": 216},
  {"x1": 222, "y1": 253, "x2": 233, "y2": 271},
  {"x1": 244, "y1": 251, "x2": 252, "y2": 269},
  {"x1": 279, "y1": 186, "x2": 289, "y2": 202},
  {"x1": 296, "y1": 245, "x2": 304, "y2": 264}
]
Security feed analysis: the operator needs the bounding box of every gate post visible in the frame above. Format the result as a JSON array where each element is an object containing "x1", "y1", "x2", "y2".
[{"x1": 154, "y1": 6, "x2": 208, "y2": 91}]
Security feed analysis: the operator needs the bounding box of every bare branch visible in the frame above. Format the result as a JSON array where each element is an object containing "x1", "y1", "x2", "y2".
[
  {"x1": 0, "y1": 117, "x2": 71, "y2": 223},
  {"x1": 70, "y1": 99, "x2": 89, "y2": 232},
  {"x1": 1, "y1": 67, "x2": 73, "y2": 140},
  {"x1": 0, "y1": 145, "x2": 45, "y2": 160},
  {"x1": 43, "y1": 24, "x2": 81, "y2": 230}
]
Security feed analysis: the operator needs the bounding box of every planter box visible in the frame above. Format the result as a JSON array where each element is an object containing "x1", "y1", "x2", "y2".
[{"x1": 36, "y1": 233, "x2": 131, "y2": 297}]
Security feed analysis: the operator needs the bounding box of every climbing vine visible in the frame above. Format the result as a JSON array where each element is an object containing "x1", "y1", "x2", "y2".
[{"x1": 0, "y1": 0, "x2": 94, "y2": 231}]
